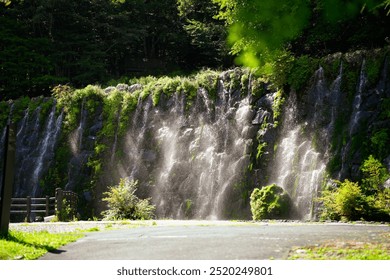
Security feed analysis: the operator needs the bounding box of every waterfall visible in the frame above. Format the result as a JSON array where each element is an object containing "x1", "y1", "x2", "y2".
[
  {"x1": 69, "y1": 98, "x2": 87, "y2": 155},
  {"x1": 349, "y1": 60, "x2": 367, "y2": 136},
  {"x1": 269, "y1": 91, "x2": 326, "y2": 220},
  {"x1": 338, "y1": 60, "x2": 368, "y2": 179},
  {"x1": 12, "y1": 104, "x2": 63, "y2": 197},
  {"x1": 267, "y1": 64, "x2": 346, "y2": 220},
  {"x1": 108, "y1": 73, "x2": 255, "y2": 219}
]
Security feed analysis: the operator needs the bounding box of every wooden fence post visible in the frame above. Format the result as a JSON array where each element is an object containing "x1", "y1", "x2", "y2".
[
  {"x1": 26, "y1": 196, "x2": 31, "y2": 223},
  {"x1": 56, "y1": 188, "x2": 63, "y2": 215},
  {"x1": 0, "y1": 124, "x2": 16, "y2": 236},
  {"x1": 45, "y1": 196, "x2": 49, "y2": 216}
]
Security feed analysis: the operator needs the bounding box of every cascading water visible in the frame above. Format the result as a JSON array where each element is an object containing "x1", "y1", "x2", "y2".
[
  {"x1": 269, "y1": 92, "x2": 326, "y2": 220},
  {"x1": 338, "y1": 60, "x2": 368, "y2": 179},
  {"x1": 268, "y1": 65, "x2": 347, "y2": 220},
  {"x1": 349, "y1": 60, "x2": 367, "y2": 136},
  {"x1": 111, "y1": 75, "x2": 255, "y2": 219},
  {"x1": 12, "y1": 104, "x2": 63, "y2": 197}
]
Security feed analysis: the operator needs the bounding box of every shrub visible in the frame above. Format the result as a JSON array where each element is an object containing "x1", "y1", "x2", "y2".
[
  {"x1": 370, "y1": 129, "x2": 389, "y2": 159},
  {"x1": 360, "y1": 155, "x2": 389, "y2": 195},
  {"x1": 55, "y1": 198, "x2": 76, "y2": 222},
  {"x1": 335, "y1": 180, "x2": 365, "y2": 221},
  {"x1": 102, "y1": 178, "x2": 155, "y2": 220},
  {"x1": 319, "y1": 180, "x2": 364, "y2": 221},
  {"x1": 250, "y1": 184, "x2": 291, "y2": 220},
  {"x1": 319, "y1": 177, "x2": 390, "y2": 222}
]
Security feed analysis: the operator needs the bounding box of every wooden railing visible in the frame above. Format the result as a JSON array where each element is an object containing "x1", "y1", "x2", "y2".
[
  {"x1": 11, "y1": 196, "x2": 56, "y2": 222},
  {"x1": 9, "y1": 188, "x2": 78, "y2": 222}
]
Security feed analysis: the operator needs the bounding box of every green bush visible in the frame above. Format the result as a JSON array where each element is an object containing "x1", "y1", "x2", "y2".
[
  {"x1": 319, "y1": 180, "x2": 364, "y2": 221},
  {"x1": 360, "y1": 155, "x2": 389, "y2": 195},
  {"x1": 55, "y1": 198, "x2": 77, "y2": 222},
  {"x1": 335, "y1": 180, "x2": 366, "y2": 220},
  {"x1": 320, "y1": 156, "x2": 390, "y2": 222},
  {"x1": 250, "y1": 184, "x2": 291, "y2": 220},
  {"x1": 102, "y1": 178, "x2": 155, "y2": 220}
]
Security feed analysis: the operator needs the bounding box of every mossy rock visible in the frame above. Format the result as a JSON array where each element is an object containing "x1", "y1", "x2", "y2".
[{"x1": 250, "y1": 184, "x2": 291, "y2": 220}]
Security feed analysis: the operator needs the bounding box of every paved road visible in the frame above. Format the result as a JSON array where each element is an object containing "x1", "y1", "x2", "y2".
[{"x1": 39, "y1": 221, "x2": 389, "y2": 260}]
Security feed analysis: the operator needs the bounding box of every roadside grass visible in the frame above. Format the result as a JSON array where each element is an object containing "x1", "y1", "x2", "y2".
[
  {"x1": 0, "y1": 230, "x2": 83, "y2": 260},
  {"x1": 288, "y1": 233, "x2": 390, "y2": 260}
]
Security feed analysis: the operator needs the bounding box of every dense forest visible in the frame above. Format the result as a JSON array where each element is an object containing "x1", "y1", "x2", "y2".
[{"x1": 1, "y1": 0, "x2": 390, "y2": 101}]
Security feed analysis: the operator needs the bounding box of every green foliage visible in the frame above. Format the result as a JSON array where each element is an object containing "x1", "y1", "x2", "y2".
[
  {"x1": 335, "y1": 180, "x2": 365, "y2": 220},
  {"x1": 256, "y1": 142, "x2": 267, "y2": 161},
  {"x1": 360, "y1": 155, "x2": 389, "y2": 195},
  {"x1": 177, "y1": 0, "x2": 230, "y2": 67},
  {"x1": 54, "y1": 84, "x2": 104, "y2": 132},
  {"x1": 213, "y1": 0, "x2": 389, "y2": 83},
  {"x1": 10, "y1": 96, "x2": 30, "y2": 123},
  {"x1": 365, "y1": 56, "x2": 384, "y2": 86},
  {"x1": 380, "y1": 98, "x2": 390, "y2": 119},
  {"x1": 1, "y1": 0, "x2": 225, "y2": 100},
  {"x1": 320, "y1": 156, "x2": 390, "y2": 222},
  {"x1": 0, "y1": 101, "x2": 10, "y2": 128},
  {"x1": 184, "y1": 199, "x2": 193, "y2": 217},
  {"x1": 213, "y1": 0, "x2": 311, "y2": 68},
  {"x1": 194, "y1": 69, "x2": 220, "y2": 99},
  {"x1": 1, "y1": 1, "x2": 12, "y2": 7},
  {"x1": 289, "y1": 240, "x2": 390, "y2": 260},
  {"x1": 370, "y1": 129, "x2": 389, "y2": 160},
  {"x1": 102, "y1": 178, "x2": 155, "y2": 220},
  {"x1": 271, "y1": 90, "x2": 285, "y2": 125},
  {"x1": 56, "y1": 198, "x2": 76, "y2": 222},
  {"x1": 250, "y1": 184, "x2": 291, "y2": 220},
  {"x1": 128, "y1": 70, "x2": 220, "y2": 108},
  {"x1": 286, "y1": 56, "x2": 318, "y2": 92},
  {"x1": 320, "y1": 180, "x2": 367, "y2": 221}
]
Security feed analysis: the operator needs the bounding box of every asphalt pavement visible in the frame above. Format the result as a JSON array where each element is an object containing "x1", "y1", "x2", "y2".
[{"x1": 38, "y1": 221, "x2": 390, "y2": 260}]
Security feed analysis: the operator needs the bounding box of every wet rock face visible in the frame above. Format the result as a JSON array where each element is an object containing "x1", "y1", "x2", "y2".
[{"x1": 1, "y1": 52, "x2": 389, "y2": 220}]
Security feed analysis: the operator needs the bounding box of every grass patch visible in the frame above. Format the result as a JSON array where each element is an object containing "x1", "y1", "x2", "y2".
[
  {"x1": 288, "y1": 235, "x2": 390, "y2": 260},
  {"x1": 0, "y1": 230, "x2": 83, "y2": 260},
  {"x1": 84, "y1": 227, "x2": 100, "y2": 232}
]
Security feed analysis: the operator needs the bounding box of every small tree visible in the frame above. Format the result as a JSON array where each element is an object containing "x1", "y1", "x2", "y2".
[
  {"x1": 335, "y1": 180, "x2": 365, "y2": 220},
  {"x1": 360, "y1": 155, "x2": 389, "y2": 195},
  {"x1": 102, "y1": 178, "x2": 155, "y2": 220}
]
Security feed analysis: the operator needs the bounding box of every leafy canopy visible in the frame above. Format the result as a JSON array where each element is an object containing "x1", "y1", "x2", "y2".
[{"x1": 213, "y1": 0, "x2": 389, "y2": 70}]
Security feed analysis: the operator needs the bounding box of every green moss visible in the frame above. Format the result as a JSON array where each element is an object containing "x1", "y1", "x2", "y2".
[
  {"x1": 10, "y1": 96, "x2": 30, "y2": 123},
  {"x1": 240, "y1": 71, "x2": 250, "y2": 94},
  {"x1": 53, "y1": 84, "x2": 104, "y2": 132},
  {"x1": 286, "y1": 55, "x2": 318, "y2": 93},
  {"x1": 272, "y1": 89, "x2": 285, "y2": 125},
  {"x1": 365, "y1": 57, "x2": 383, "y2": 86},
  {"x1": 250, "y1": 76, "x2": 267, "y2": 98},
  {"x1": 256, "y1": 142, "x2": 267, "y2": 161},
  {"x1": 194, "y1": 69, "x2": 219, "y2": 99},
  {"x1": 341, "y1": 62, "x2": 360, "y2": 102},
  {"x1": 250, "y1": 184, "x2": 291, "y2": 220}
]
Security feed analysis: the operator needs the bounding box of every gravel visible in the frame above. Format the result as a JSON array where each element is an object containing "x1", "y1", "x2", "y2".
[{"x1": 9, "y1": 220, "x2": 155, "y2": 233}]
